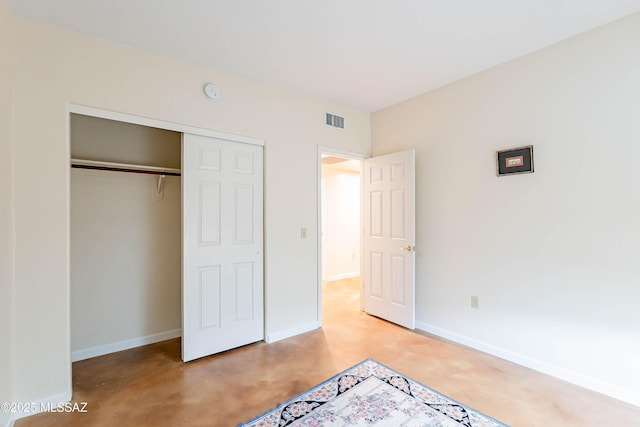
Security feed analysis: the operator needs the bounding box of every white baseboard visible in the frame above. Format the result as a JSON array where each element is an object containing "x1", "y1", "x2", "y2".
[
  {"x1": 324, "y1": 272, "x2": 360, "y2": 282},
  {"x1": 266, "y1": 321, "x2": 320, "y2": 344},
  {"x1": 71, "y1": 328, "x2": 182, "y2": 362},
  {"x1": 416, "y1": 321, "x2": 640, "y2": 408},
  {"x1": 10, "y1": 390, "x2": 72, "y2": 421}
]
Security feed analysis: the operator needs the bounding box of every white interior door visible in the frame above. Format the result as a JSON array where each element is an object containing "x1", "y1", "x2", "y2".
[
  {"x1": 363, "y1": 150, "x2": 415, "y2": 329},
  {"x1": 182, "y1": 133, "x2": 264, "y2": 362}
]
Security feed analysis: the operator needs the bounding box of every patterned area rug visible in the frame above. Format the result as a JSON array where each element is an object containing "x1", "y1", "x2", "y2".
[{"x1": 238, "y1": 359, "x2": 509, "y2": 426}]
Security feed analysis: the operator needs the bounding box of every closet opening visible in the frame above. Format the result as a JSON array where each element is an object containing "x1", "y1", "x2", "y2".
[{"x1": 70, "y1": 113, "x2": 183, "y2": 362}]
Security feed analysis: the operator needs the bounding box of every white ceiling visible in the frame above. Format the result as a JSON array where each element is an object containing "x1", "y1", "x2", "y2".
[{"x1": 8, "y1": 0, "x2": 640, "y2": 111}]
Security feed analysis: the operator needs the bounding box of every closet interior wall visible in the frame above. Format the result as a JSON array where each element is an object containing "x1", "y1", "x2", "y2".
[{"x1": 70, "y1": 114, "x2": 182, "y2": 361}]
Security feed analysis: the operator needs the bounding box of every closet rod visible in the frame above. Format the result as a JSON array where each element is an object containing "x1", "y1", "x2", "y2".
[{"x1": 70, "y1": 158, "x2": 181, "y2": 176}]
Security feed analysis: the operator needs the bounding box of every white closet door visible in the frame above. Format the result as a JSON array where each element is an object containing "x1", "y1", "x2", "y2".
[{"x1": 182, "y1": 133, "x2": 264, "y2": 362}]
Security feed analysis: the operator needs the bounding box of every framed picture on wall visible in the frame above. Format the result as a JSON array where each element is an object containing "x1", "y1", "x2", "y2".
[{"x1": 496, "y1": 145, "x2": 534, "y2": 176}]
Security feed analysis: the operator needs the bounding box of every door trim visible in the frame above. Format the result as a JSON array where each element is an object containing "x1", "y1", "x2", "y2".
[{"x1": 316, "y1": 145, "x2": 369, "y2": 326}]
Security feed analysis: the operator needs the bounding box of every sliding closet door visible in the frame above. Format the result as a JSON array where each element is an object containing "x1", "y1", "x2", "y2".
[{"x1": 182, "y1": 133, "x2": 264, "y2": 362}]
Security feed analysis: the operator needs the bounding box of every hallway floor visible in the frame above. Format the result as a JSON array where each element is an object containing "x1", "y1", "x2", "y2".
[{"x1": 16, "y1": 277, "x2": 640, "y2": 426}]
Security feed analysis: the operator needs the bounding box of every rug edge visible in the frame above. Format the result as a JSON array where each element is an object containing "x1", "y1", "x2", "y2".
[
  {"x1": 371, "y1": 359, "x2": 511, "y2": 427},
  {"x1": 237, "y1": 358, "x2": 510, "y2": 427},
  {"x1": 236, "y1": 358, "x2": 377, "y2": 427}
]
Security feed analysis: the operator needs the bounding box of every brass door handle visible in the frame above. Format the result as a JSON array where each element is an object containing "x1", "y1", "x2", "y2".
[{"x1": 400, "y1": 245, "x2": 415, "y2": 251}]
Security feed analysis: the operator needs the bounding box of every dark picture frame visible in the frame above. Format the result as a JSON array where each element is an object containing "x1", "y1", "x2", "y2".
[{"x1": 496, "y1": 145, "x2": 534, "y2": 176}]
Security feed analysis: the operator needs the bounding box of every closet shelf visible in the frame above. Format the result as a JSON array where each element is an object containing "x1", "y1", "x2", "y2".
[{"x1": 71, "y1": 158, "x2": 182, "y2": 176}]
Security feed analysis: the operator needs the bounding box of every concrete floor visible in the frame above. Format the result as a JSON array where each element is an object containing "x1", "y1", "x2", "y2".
[{"x1": 16, "y1": 277, "x2": 640, "y2": 426}]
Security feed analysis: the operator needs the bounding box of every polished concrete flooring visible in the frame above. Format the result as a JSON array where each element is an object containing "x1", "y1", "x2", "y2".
[{"x1": 17, "y1": 277, "x2": 640, "y2": 426}]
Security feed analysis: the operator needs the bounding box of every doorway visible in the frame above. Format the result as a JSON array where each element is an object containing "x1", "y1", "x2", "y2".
[
  {"x1": 318, "y1": 148, "x2": 365, "y2": 325},
  {"x1": 318, "y1": 147, "x2": 417, "y2": 330}
]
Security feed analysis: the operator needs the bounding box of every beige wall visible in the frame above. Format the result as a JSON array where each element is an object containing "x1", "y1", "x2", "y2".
[
  {"x1": 71, "y1": 170, "x2": 181, "y2": 359},
  {"x1": 372, "y1": 12, "x2": 640, "y2": 405},
  {"x1": 0, "y1": 2, "x2": 15, "y2": 426},
  {"x1": 10, "y1": 16, "x2": 370, "y2": 406},
  {"x1": 321, "y1": 167, "x2": 360, "y2": 281}
]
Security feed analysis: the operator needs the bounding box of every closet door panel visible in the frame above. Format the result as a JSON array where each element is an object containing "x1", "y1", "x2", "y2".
[
  {"x1": 234, "y1": 262, "x2": 255, "y2": 321},
  {"x1": 182, "y1": 133, "x2": 264, "y2": 362},
  {"x1": 200, "y1": 266, "x2": 222, "y2": 328},
  {"x1": 234, "y1": 184, "x2": 254, "y2": 244},
  {"x1": 199, "y1": 182, "x2": 221, "y2": 245}
]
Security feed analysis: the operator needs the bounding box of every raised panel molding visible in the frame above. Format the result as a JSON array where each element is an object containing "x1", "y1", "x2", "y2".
[
  {"x1": 234, "y1": 184, "x2": 254, "y2": 244},
  {"x1": 369, "y1": 165, "x2": 383, "y2": 183},
  {"x1": 391, "y1": 255, "x2": 406, "y2": 305},
  {"x1": 370, "y1": 191, "x2": 383, "y2": 238},
  {"x1": 200, "y1": 266, "x2": 221, "y2": 328},
  {"x1": 391, "y1": 162, "x2": 405, "y2": 180},
  {"x1": 199, "y1": 182, "x2": 221, "y2": 245},
  {"x1": 390, "y1": 189, "x2": 405, "y2": 239},
  {"x1": 234, "y1": 262, "x2": 254, "y2": 321},
  {"x1": 234, "y1": 151, "x2": 254, "y2": 174},
  {"x1": 199, "y1": 147, "x2": 221, "y2": 171},
  {"x1": 370, "y1": 252, "x2": 383, "y2": 299}
]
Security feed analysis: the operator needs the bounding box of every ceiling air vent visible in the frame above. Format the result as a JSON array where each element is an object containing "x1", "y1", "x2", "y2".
[{"x1": 325, "y1": 112, "x2": 345, "y2": 129}]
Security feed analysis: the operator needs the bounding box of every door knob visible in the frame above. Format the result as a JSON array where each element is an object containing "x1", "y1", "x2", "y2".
[{"x1": 400, "y1": 245, "x2": 414, "y2": 251}]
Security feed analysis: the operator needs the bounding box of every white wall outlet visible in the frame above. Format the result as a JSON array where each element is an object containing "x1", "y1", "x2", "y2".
[
  {"x1": 300, "y1": 227, "x2": 307, "y2": 239},
  {"x1": 471, "y1": 296, "x2": 479, "y2": 309}
]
